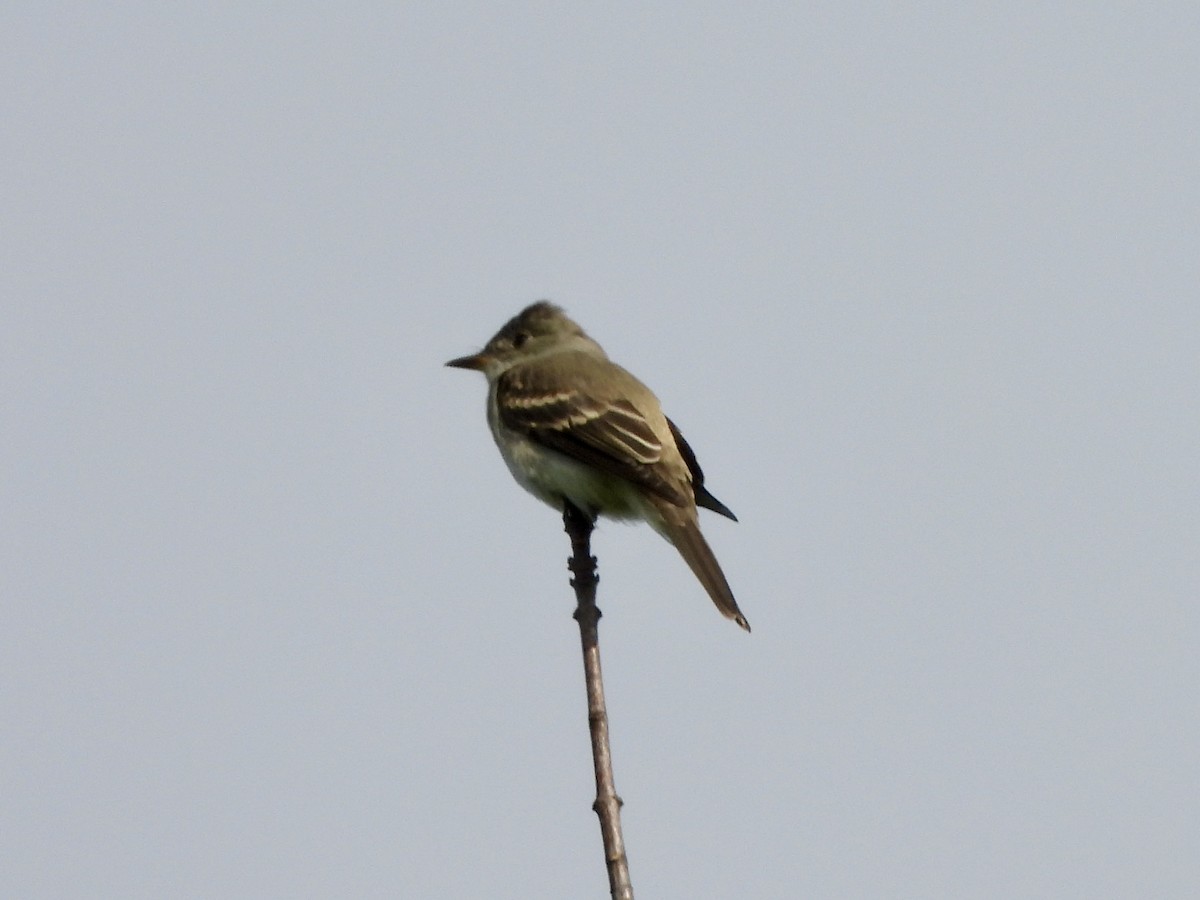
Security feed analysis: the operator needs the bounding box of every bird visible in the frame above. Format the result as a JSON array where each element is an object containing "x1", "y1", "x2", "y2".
[{"x1": 446, "y1": 301, "x2": 749, "y2": 631}]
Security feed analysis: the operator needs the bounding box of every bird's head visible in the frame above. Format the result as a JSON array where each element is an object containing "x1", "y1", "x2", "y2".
[{"x1": 445, "y1": 301, "x2": 602, "y2": 377}]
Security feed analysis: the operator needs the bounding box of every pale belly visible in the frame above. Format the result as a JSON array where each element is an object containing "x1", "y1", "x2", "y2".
[{"x1": 498, "y1": 432, "x2": 646, "y2": 521}]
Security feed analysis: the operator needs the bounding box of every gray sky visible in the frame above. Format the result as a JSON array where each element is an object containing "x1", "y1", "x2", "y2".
[{"x1": 3, "y1": 5, "x2": 1197, "y2": 898}]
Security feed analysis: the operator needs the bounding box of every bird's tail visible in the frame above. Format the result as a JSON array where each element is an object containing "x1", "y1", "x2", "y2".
[{"x1": 655, "y1": 504, "x2": 750, "y2": 632}]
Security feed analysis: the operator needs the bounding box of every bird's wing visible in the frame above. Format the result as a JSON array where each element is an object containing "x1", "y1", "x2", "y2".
[
  {"x1": 665, "y1": 417, "x2": 737, "y2": 522},
  {"x1": 496, "y1": 353, "x2": 692, "y2": 508}
]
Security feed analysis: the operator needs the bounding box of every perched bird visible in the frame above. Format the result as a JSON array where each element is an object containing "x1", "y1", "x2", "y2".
[{"x1": 446, "y1": 301, "x2": 749, "y2": 631}]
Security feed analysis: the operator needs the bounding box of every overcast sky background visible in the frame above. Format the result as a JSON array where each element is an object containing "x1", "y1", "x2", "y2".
[{"x1": 3, "y1": 5, "x2": 1197, "y2": 898}]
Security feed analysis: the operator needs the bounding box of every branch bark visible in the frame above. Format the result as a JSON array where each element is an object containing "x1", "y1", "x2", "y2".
[{"x1": 563, "y1": 502, "x2": 633, "y2": 900}]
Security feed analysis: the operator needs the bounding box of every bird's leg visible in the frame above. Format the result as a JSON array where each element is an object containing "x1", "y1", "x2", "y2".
[{"x1": 563, "y1": 500, "x2": 598, "y2": 594}]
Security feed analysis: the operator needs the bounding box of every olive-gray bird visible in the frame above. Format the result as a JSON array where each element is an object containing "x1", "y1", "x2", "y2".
[{"x1": 446, "y1": 302, "x2": 749, "y2": 631}]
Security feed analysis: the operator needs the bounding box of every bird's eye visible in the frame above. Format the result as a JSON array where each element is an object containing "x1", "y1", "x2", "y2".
[{"x1": 513, "y1": 331, "x2": 530, "y2": 348}]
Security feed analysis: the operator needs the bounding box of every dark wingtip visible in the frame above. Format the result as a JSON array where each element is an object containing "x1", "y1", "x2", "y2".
[
  {"x1": 667, "y1": 417, "x2": 739, "y2": 522},
  {"x1": 696, "y1": 485, "x2": 738, "y2": 522},
  {"x1": 735, "y1": 613, "x2": 751, "y2": 632}
]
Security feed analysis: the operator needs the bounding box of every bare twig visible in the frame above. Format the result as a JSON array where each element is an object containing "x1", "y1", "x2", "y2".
[{"x1": 563, "y1": 502, "x2": 633, "y2": 900}]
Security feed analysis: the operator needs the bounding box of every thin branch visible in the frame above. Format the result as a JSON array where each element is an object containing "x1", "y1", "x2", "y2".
[{"x1": 563, "y1": 502, "x2": 633, "y2": 900}]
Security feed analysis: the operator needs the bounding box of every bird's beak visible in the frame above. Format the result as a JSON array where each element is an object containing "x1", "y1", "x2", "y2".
[{"x1": 445, "y1": 352, "x2": 488, "y2": 371}]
